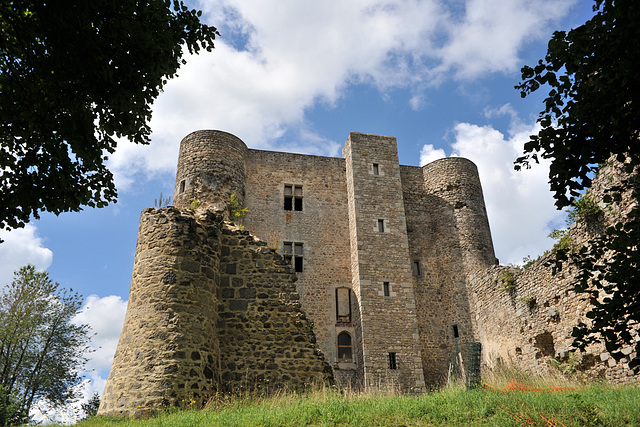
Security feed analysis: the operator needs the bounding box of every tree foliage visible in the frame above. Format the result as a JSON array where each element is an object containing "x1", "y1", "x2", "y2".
[
  {"x1": 515, "y1": 0, "x2": 640, "y2": 208},
  {"x1": 81, "y1": 392, "x2": 100, "y2": 419},
  {"x1": 0, "y1": 266, "x2": 91, "y2": 425},
  {"x1": 516, "y1": 0, "x2": 640, "y2": 369},
  {"x1": 0, "y1": 1, "x2": 219, "y2": 231}
]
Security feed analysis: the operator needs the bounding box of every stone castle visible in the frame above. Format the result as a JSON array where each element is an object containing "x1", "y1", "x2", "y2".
[{"x1": 99, "y1": 130, "x2": 639, "y2": 417}]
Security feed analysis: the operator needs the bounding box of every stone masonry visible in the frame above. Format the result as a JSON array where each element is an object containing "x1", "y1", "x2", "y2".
[{"x1": 100, "y1": 130, "x2": 639, "y2": 417}]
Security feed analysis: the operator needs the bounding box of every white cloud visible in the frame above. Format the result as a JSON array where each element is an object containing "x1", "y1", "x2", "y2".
[
  {"x1": 109, "y1": 0, "x2": 577, "y2": 187},
  {"x1": 0, "y1": 224, "x2": 53, "y2": 286},
  {"x1": 434, "y1": 0, "x2": 574, "y2": 79},
  {"x1": 73, "y1": 294, "x2": 128, "y2": 381},
  {"x1": 420, "y1": 144, "x2": 447, "y2": 165},
  {"x1": 421, "y1": 107, "x2": 565, "y2": 264}
]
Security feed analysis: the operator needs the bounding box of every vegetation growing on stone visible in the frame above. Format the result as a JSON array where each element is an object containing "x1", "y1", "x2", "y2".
[
  {"x1": 495, "y1": 269, "x2": 516, "y2": 293},
  {"x1": 229, "y1": 191, "x2": 248, "y2": 222}
]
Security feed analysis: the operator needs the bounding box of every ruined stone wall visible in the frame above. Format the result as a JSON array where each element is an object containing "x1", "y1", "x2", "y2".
[
  {"x1": 241, "y1": 150, "x2": 356, "y2": 387},
  {"x1": 469, "y1": 262, "x2": 639, "y2": 384},
  {"x1": 100, "y1": 208, "x2": 222, "y2": 417},
  {"x1": 216, "y1": 225, "x2": 332, "y2": 392},
  {"x1": 468, "y1": 159, "x2": 640, "y2": 385},
  {"x1": 343, "y1": 133, "x2": 425, "y2": 393},
  {"x1": 99, "y1": 207, "x2": 332, "y2": 417}
]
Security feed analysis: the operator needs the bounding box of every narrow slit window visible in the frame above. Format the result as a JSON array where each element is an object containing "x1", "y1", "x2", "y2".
[
  {"x1": 284, "y1": 185, "x2": 293, "y2": 210},
  {"x1": 179, "y1": 180, "x2": 186, "y2": 194},
  {"x1": 412, "y1": 261, "x2": 421, "y2": 276},
  {"x1": 388, "y1": 352, "x2": 398, "y2": 370},
  {"x1": 452, "y1": 324, "x2": 460, "y2": 339},
  {"x1": 372, "y1": 163, "x2": 380, "y2": 175},
  {"x1": 378, "y1": 219, "x2": 385, "y2": 233},
  {"x1": 383, "y1": 282, "x2": 390, "y2": 297},
  {"x1": 294, "y1": 185, "x2": 303, "y2": 211},
  {"x1": 337, "y1": 332, "x2": 353, "y2": 362}
]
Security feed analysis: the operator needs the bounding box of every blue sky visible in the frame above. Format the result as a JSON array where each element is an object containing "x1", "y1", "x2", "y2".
[{"x1": 0, "y1": 0, "x2": 595, "y2": 416}]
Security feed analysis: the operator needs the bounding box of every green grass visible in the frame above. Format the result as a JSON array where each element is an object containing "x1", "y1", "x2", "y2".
[{"x1": 80, "y1": 379, "x2": 640, "y2": 426}]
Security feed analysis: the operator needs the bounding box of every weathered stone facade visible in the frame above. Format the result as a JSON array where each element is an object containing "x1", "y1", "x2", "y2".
[
  {"x1": 100, "y1": 130, "x2": 639, "y2": 417},
  {"x1": 467, "y1": 159, "x2": 640, "y2": 385},
  {"x1": 99, "y1": 208, "x2": 331, "y2": 417}
]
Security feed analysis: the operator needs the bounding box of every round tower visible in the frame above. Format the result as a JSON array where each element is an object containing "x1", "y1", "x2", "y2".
[
  {"x1": 173, "y1": 130, "x2": 249, "y2": 218},
  {"x1": 99, "y1": 208, "x2": 221, "y2": 417},
  {"x1": 422, "y1": 157, "x2": 496, "y2": 274}
]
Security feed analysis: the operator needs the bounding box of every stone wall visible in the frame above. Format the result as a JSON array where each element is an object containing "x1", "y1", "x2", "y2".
[
  {"x1": 173, "y1": 130, "x2": 248, "y2": 215},
  {"x1": 217, "y1": 225, "x2": 333, "y2": 392},
  {"x1": 99, "y1": 208, "x2": 332, "y2": 417},
  {"x1": 467, "y1": 159, "x2": 640, "y2": 385},
  {"x1": 100, "y1": 208, "x2": 222, "y2": 417},
  {"x1": 241, "y1": 149, "x2": 356, "y2": 387}
]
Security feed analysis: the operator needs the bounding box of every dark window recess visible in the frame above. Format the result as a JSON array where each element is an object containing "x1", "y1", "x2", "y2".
[
  {"x1": 388, "y1": 352, "x2": 398, "y2": 370},
  {"x1": 337, "y1": 332, "x2": 353, "y2": 362},
  {"x1": 284, "y1": 184, "x2": 303, "y2": 211},
  {"x1": 283, "y1": 242, "x2": 304, "y2": 272},
  {"x1": 383, "y1": 282, "x2": 390, "y2": 297},
  {"x1": 179, "y1": 180, "x2": 185, "y2": 194},
  {"x1": 378, "y1": 219, "x2": 385, "y2": 233},
  {"x1": 452, "y1": 324, "x2": 460, "y2": 339},
  {"x1": 373, "y1": 163, "x2": 380, "y2": 175},
  {"x1": 412, "y1": 261, "x2": 421, "y2": 276},
  {"x1": 336, "y1": 288, "x2": 352, "y2": 323}
]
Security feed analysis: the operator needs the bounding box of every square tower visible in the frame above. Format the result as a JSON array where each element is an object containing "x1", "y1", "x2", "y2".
[{"x1": 343, "y1": 132, "x2": 426, "y2": 392}]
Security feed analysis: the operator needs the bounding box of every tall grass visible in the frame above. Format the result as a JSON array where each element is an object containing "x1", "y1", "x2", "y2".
[{"x1": 79, "y1": 378, "x2": 640, "y2": 426}]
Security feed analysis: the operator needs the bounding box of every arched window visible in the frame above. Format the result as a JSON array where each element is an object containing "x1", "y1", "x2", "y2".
[{"x1": 337, "y1": 332, "x2": 352, "y2": 362}]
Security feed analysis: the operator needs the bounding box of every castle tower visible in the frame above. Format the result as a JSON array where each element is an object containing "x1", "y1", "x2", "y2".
[
  {"x1": 422, "y1": 158, "x2": 496, "y2": 275},
  {"x1": 173, "y1": 130, "x2": 249, "y2": 217},
  {"x1": 99, "y1": 208, "x2": 222, "y2": 417},
  {"x1": 343, "y1": 132, "x2": 426, "y2": 392}
]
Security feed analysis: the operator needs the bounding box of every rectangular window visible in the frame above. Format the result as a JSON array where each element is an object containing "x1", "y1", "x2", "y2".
[
  {"x1": 452, "y1": 324, "x2": 460, "y2": 339},
  {"x1": 179, "y1": 180, "x2": 185, "y2": 194},
  {"x1": 284, "y1": 185, "x2": 303, "y2": 211},
  {"x1": 378, "y1": 219, "x2": 385, "y2": 233},
  {"x1": 412, "y1": 261, "x2": 421, "y2": 276},
  {"x1": 283, "y1": 242, "x2": 303, "y2": 272},
  {"x1": 383, "y1": 282, "x2": 390, "y2": 297},
  {"x1": 335, "y1": 288, "x2": 352, "y2": 323},
  {"x1": 388, "y1": 352, "x2": 398, "y2": 370},
  {"x1": 372, "y1": 163, "x2": 380, "y2": 175}
]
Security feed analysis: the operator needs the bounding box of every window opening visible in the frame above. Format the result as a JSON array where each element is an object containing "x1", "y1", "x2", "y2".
[
  {"x1": 378, "y1": 219, "x2": 385, "y2": 233},
  {"x1": 373, "y1": 163, "x2": 380, "y2": 175},
  {"x1": 388, "y1": 352, "x2": 398, "y2": 370},
  {"x1": 283, "y1": 242, "x2": 304, "y2": 272},
  {"x1": 337, "y1": 332, "x2": 353, "y2": 362},
  {"x1": 383, "y1": 282, "x2": 390, "y2": 297},
  {"x1": 284, "y1": 184, "x2": 303, "y2": 211},
  {"x1": 178, "y1": 180, "x2": 185, "y2": 194},
  {"x1": 412, "y1": 261, "x2": 421, "y2": 276},
  {"x1": 335, "y1": 288, "x2": 352, "y2": 323},
  {"x1": 452, "y1": 324, "x2": 460, "y2": 339}
]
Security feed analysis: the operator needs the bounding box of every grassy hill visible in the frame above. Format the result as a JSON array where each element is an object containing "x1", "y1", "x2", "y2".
[{"x1": 80, "y1": 379, "x2": 639, "y2": 427}]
